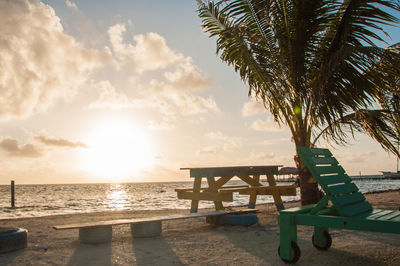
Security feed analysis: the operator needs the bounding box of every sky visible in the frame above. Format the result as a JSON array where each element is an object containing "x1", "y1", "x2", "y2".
[{"x1": 0, "y1": 0, "x2": 399, "y2": 185}]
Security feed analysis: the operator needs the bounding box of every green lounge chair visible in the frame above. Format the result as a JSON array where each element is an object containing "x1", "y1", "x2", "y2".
[{"x1": 278, "y1": 146, "x2": 400, "y2": 263}]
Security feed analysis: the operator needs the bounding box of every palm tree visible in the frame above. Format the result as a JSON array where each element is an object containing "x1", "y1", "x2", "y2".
[{"x1": 196, "y1": 0, "x2": 400, "y2": 205}]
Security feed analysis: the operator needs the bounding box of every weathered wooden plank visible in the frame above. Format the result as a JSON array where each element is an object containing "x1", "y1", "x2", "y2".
[
  {"x1": 314, "y1": 165, "x2": 345, "y2": 176},
  {"x1": 190, "y1": 177, "x2": 202, "y2": 213},
  {"x1": 207, "y1": 177, "x2": 224, "y2": 210},
  {"x1": 175, "y1": 185, "x2": 249, "y2": 192},
  {"x1": 215, "y1": 176, "x2": 232, "y2": 188},
  {"x1": 237, "y1": 175, "x2": 263, "y2": 186},
  {"x1": 177, "y1": 191, "x2": 233, "y2": 202},
  {"x1": 218, "y1": 186, "x2": 251, "y2": 192},
  {"x1": 327, "y1": 183, "x2": 359, "y2": 195},
  {"x1": 182, "y1": 165, "x2": 280, "y2": 178},
  {"x1": 238, "y1": 185, "x2": 297, "y2": 196},
  {"x1": 322, "y1": 174, "x2": 351, "y2": 185},
  {"x1": 341, "y1": 201, "x2": 372, "y2": 217},
  {"x1": 54, "y1": 209, "x2": 259, "y2": 230},
  {"x1": 335, "y1": 192, "x2": 366, "y2": 207}
]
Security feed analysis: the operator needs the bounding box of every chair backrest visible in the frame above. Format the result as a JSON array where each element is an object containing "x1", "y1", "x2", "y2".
[{"x1": 297, "y1": 147, "x2": 372, "y2": 217}]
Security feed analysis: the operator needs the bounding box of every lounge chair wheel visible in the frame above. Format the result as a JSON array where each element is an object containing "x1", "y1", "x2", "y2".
[
  {"x1": 312, "y1": 231, "x2": 332, "y2": 250},
  {"x1": 278, "y1": 241, "x2": 301, "y2": 264}
]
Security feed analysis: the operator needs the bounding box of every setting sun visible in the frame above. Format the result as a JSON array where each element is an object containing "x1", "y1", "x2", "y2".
[{"x1": 81, "y1": 118, "x2": 154, "y2": 181}]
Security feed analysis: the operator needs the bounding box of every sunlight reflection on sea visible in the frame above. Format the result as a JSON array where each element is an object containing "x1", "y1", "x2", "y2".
[{"x1": 0, "y1": 178, "x2": 399, "y2": 219}]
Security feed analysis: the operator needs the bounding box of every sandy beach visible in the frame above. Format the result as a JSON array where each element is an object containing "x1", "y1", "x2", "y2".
[{"x1": 0, "y1": 191, "x2": 399, "y2": 265}]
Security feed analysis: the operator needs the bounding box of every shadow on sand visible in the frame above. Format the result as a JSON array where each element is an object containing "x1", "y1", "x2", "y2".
[
  {"x1": 214, "y1": 225, "x2": 384, "y2": 265},
  {"x1": 0, "y1": 248, "x2": 23, "y2": 265},
  {"x1": 67, "y1": 241, "x2": 112, "y2": 266},
  {"x1": 131, "y1": 236, "x2": 182, "y2": 266}
]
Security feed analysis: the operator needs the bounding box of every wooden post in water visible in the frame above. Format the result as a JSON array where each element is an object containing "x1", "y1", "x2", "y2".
[{"x1": 11, "y1": 180, "x2": 15, "y2": 208}]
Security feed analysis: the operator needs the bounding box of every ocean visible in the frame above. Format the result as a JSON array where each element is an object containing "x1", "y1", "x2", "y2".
[{"x1": 1, "y1": 177, "x2": 399, "y2": 219}]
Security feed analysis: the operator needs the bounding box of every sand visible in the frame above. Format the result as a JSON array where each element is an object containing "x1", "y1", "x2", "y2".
[{"x1": 0, "y1": 191, "x2": 399, "y2": 265}]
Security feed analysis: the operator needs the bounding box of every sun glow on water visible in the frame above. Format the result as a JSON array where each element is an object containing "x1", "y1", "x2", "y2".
[{"x1": 81, "y1": 118, "x2": 155, "y2": 181}]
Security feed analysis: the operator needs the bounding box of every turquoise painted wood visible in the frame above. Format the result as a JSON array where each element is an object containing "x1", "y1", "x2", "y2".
[
  {"x1": 181, "y1": 165, "x2": 280, "y2": 178},
  {"x1": 278, "y1": 146, "x2": 400, "y2": 264}
]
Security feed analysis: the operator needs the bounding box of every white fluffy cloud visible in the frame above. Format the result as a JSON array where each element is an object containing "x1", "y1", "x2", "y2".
[
  {"x1": 90, "y1": 23, "x2": 218, "y2": 119},
  {"x1": 197, "y1": 131, "x2": 242, "y2": 155},
  {"x1": 163, "y1": 58, "x2": 212, "y2": 92},
  {"x1": 108, "y1": 23, "x2": 183, "y2": 73},
  {"x1": 65, "y1": 0, "x2": 78, "y2": 11},
  {"x1": 0, "y1": 0, "x2": 111, "y2": 120},
  {"x1": 241, "y1": 100, "x2": 264, "y2": 117},
  {"x1": 250, "y1": 118, "x2": 283, "y2": 132},
  {"x1": 89, "y1": 80, "x2": 138, "y2": 109}
]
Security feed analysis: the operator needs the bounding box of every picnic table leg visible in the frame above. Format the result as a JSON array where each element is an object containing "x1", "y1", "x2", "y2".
[
  {"x1": 267, "y1": 174, "x2": 284, "y2": 211},
  {"x1": 207, "y1": 177, "x2": 224, "y2": 211},
  {"x1": 248, "y1": 192, "x2": 257, "y2": 209},
  {"x1": 190, "y1": 178, "x2": 202, "y2": 213},
  {"x1": 249, "y1": 175, "x2": 259, "y2": 208}
]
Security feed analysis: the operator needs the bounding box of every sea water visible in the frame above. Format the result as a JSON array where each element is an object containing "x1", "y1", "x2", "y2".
[{"x1": 0, "y1": 178, "x2": 399, "y2": 219}]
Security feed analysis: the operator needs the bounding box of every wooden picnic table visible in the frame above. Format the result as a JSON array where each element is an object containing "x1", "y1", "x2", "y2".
[{"x1": 176, "y1": 165, "x2": 297, "y2": 213}]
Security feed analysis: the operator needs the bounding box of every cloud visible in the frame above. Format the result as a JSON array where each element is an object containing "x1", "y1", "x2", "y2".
[
  {"x1": 65, "y1": 0, "x2": 78, "y2": 11},
  {"x1": 0, "y1": 0, "x2": 111, "y2": 120},
  {"x1": 0, "y1": 137, "x2": 42, "y2": 158},
  {"x1": 35, "y1": 135, "x2": 87, "y2": 148},
  {"x1": 108, "y1": 23, "x2": 183, "y2": 73},
  {"x1": 90, "y1": 23, "x2": 217, "y2": 118},
  {"x1": 89, "y1": 80, "x2": 138, "y2": 109},
  {"x1": 148, "y1": 119, "x2": 175, "y2": 130},
  {"x1": 250, "y1": 118, "x2": 282, "y2": 132},
  {"x1": 197, "y1": 131, "x2": 242, "y2": 155},
  {"x1": 197, "y1": 146, "x2": 218, "y2": 155},
  {"x1": 260, "y1": 137, "x2": 291, "y2": 146},
  {"x1": 340, "y1": 151, "x2": 377, "y2": 164},
  {"x1": 163, "y1": 58, "x2": 212, "y2": 92},
  {"x1": 241, "y1": 100, "x2": 264, "y2": 117},
  {"x1": 250, "y1": 151, "x2": 276, "y2": 161},
  {"x1": 159, "y1": 93, "x2": 219, "y2": 117}
]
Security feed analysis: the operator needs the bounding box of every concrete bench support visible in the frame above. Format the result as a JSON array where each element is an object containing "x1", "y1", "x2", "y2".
[
  {"x1": 131, "y1": 221, "x2": 162, "y2": 238},
  {"x1": 54, "y1": 209, "x2": 258, "y2": 244},
  {"x1": 79, "y1": 225, "x2": 112, "y2": 244}
]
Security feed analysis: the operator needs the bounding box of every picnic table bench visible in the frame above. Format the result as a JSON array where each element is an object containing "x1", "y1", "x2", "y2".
[
  {"x1": 53, "y1": 209, "x2": 257, "y2": 244},
  {"x1": 177, "y1": 165, "x2": 297, "y2": 213}
]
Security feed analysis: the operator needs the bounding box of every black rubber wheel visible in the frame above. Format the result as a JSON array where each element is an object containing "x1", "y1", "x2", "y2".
[
  {"x1": 312, "y1": 231, "x2": 332, "y2": 250},
  {"x1": 278, "y1": 241, "x2": 301, "y2": 264},
  {"x1": 0, "y1": 227, "x2": 28, "y2": 253}
]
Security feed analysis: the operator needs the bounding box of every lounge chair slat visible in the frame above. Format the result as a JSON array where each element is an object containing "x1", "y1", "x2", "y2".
[
  {"x1": 327, "y1": 183, "x2": 358, "y2": 195},
  {"x1": 374, "y1": 210, "x2": 400, "y2": 221},
  {"x1": 309, "y1": 157, "x2": 338, "y2": 165},
  {"x1": 297, "y1": 147, "x2": 332, "y2": 156},
  {"x1": 366, "y1": 209, "x2": 393, "y2": 219},
  {"x1": 335, "y1": 192, "x2": 366, "y2": 206},
  {"x1": 314, "y1": 166, "x2": 345, "y2": 176},
  {"x1": 341, "y1": 201, "x2": 372, "y2": 217},
  {"x1": 322, "y1": 174, "x2": 351, "y2": 185}
]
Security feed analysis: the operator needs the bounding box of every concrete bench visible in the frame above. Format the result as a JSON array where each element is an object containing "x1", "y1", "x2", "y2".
[{"x1": 53, "y1": 209, "x2": 258, "y2": 244}]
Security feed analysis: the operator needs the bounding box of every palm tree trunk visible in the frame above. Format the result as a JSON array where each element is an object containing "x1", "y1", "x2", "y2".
[{"x1": 294, "y1": 154, "x2": 323, "y2": 205}]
